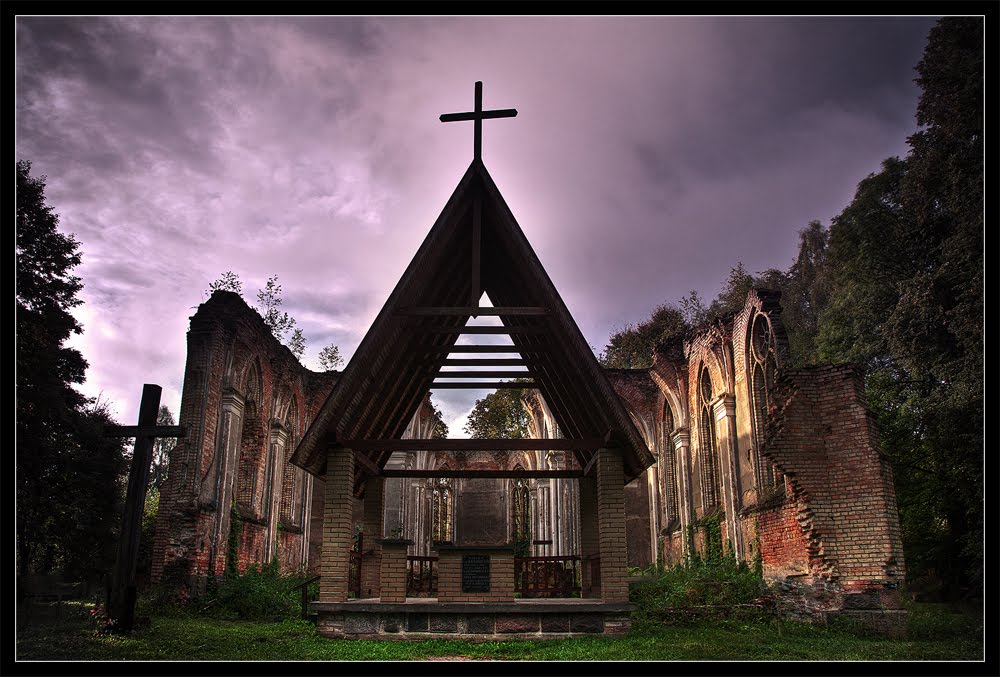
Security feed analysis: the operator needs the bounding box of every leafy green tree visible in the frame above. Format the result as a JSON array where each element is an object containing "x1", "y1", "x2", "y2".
[
  {"x1": 16, "y1": 160, "x2": 129, "y2": 577},
  {"x1": 704, "y1": 263, "x2": 756, "y2": 324},
  {"x1": 150, "y1": 405, "x2": 175, "y2": 490},
  {"x1": 464, "y1": 387, "x2": 530, "y2": 439},
  {"x1": 818, "y1": 17, "x2": 983, "y2": 597},
  {"x1": 429, "y1": 400, "x2": 449, "y2": 439},
  {"x1": 206, "y1": 272, "x2": 308, "y2": 360},
  {"x1": 600, "y1": 303, "x2": 688, "y2": 369},
  {"x1": 318, "y1": 343, "x2": 344, "y2": 371}
]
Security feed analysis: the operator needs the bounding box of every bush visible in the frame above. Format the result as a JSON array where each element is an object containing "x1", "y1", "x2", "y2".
[
  {"x1": 629, "y1": 548, "x2": 767, "y2": 625},
  {"x1": 203, "y1": 559, "x2": 307, "y2": 621}
]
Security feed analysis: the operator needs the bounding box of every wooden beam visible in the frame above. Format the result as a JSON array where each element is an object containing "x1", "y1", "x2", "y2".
[
  {"x1": 397, "y1": 306, "x2": 550, "y2": 316},
  {"x1": 435, "y1": 371, "x2": 532, "y2": 379},
  {"x1": 471, "y1": 195, "x2": 481, "y2": 307},
  {"x1": 442, "y1": 358, "x2": 527, "y2": 366},
  {"x1": 431, "y1": 381, "x2": 536, "y2": 389},
  {"x1": 431, "y1": 345, "x2": 534, "y2": 353},
  {"x1": 382, "y1": 469, "x2": 584, "y2": 479},
  {"x1": 425, "y1": 326, "x2": 541, "y2": 334},
  {"x1": 350, "y1": 451, "x2": 383, "y2": 477},
  {"x1": 341, "y1": 438, "x2": 606, "y2": 452}
]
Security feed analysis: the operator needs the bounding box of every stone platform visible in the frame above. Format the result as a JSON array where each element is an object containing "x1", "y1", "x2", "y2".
[{"x1": 312, "y1": 598, "x2": 633, "y2": 639}]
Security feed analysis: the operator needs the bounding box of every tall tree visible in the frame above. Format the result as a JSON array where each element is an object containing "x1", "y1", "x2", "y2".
[
  {"x1": 149, "y1": 405, "x2": 175, "y2": 490},
  {"x1": 464, "y1": 387, "x2": 530, "y2": 439},
  {"x1": 818, "y1": 17, "x2": 984, "y2": 597},
  {"x1": 16, "y1": 160, "x2": 129, "y2": 577}
]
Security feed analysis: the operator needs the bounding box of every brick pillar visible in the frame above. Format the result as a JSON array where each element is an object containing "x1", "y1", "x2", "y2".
[
  {"x1": 359, "y1": 476, "x2": 384, "y2": 598},
  {"x1": 319, "y1": 447, "x2": 354, "y2": 602},
  {"x1": 596, "y1": 448, "x2": 628, "y2": 603},
  {"x1": 578, "y1": 476, "x2": 599, "y2": 597},
  {"x1": 713, "y1": 396, "x2": 745, "y2": 559},
  {"x1": 379, "y1": 539, "x2": 411, "y2": 603},
  {"x1": 671, "y1": 429, "x2": 693, "y2": 560}
]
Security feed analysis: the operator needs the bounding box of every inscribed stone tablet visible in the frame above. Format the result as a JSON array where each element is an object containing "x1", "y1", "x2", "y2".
[{"x1": 462, "y1": 554, "x2": 491, "y2": 592}]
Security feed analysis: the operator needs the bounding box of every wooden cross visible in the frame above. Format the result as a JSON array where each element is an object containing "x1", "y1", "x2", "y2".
[
  {"x1": 439, "y1": 81, "x2": 517, "y2": 160},
  {"x1": 103, "y1": 384, "x2": 185, "y2": 632}
]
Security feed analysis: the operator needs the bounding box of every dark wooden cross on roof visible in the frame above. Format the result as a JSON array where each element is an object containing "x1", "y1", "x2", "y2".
[
  {"x1": 440, "y1": 81, "x2": 517, "y2": 161},
  {"x1": 103, "y1": 383, "x2": 185, "y2": 632}
]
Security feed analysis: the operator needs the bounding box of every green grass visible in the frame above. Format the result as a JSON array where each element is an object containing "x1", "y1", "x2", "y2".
[{"x1": 15, "y1": 600, "x2": 984, "y2": 662}]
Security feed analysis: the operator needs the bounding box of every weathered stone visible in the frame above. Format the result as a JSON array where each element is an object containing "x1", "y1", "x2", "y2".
[
  {"x1": 466, "y1": 613, "x2": 495, "y2": 634},
  {"x1": 344, "y1": 613, "x2": 379, "y2": 634},
  {"x1": 496, "y1": 614, "x2": 539, "y2": 633},
  {"x1": 540, "y1": 614, "x2": 570, "y2": 632},
  {"x1": 406, "y1": 613, "x2": 429, "y2": 632},
  {"x1": 429, "y1": 614, "x2": 459, "y2": 632},
  {"x1": 569, "y1": 614, "x2": 604, "y2": 633},
  {"x1": 381, "y1": 614, "x2": 403, "y2": 633}
]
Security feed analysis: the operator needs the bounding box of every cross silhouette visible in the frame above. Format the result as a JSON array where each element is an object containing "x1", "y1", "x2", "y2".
[{"x1": 440, "y1": 81, "x2": 517, "y2": 160}]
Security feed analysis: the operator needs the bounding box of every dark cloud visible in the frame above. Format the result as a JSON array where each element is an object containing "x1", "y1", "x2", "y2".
[{"x1": 14, "y1": 15, "x2": 946, "y2": 426}]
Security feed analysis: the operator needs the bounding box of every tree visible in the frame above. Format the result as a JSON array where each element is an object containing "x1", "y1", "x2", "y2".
[
  {"x1": 206, "y1": 272, "x2": 309, "y2": 360},
  {"x1": 318, "y1": 343, "x2": 344, "y2": 371},
  {"x1": 816, "y1": 18, "x2": 983, "y2": 597},
  {"x1": 429, "y1": 400, "x2": 449, "y2": 439},
  {"x1": 704, "y1": 262, "x2": 756, "y2": 324},
  {"x1": 16, "y1": 160, "x2": 129, "y2": 578},
  {"x1": 600, "y1": 303, "x2": 688, "y2": 369},
  {"x1": 149, "y1": 405, "x2": 175, "y2": 490},
  {"x1": 464, "y1": 387, "x2": 530, "y2": 439},
  {"x1": 208, "y1": 270, "x2": 242, "y2": 296}
]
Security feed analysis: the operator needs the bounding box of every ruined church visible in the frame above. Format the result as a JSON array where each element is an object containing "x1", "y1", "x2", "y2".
[{"x1": 151, "y1": 83, "x2": 906, "y2": 635}]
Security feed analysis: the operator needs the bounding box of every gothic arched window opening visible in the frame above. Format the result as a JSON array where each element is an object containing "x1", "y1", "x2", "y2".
[
  {"x1": 749, "y1": 312, "x2": 781, "y2": 494},
  {"x1": 699, "y1": 366, "x2": 722, "y2": 511},
  {"x1": 661, "y1": 400, "x2": 680, "y2": 529},
  {"x1": 431, "y1": 474, "x2": 453, "y2": 544}
]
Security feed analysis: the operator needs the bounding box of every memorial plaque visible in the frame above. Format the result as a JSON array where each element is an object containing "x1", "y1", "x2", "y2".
[{"x1": 462, "y1": 554, "x2": 491, "y2": 592}]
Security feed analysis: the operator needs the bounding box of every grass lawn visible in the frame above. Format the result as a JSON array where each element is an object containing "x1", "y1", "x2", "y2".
[{"x1": 15, "y1": 599, "x2": 984, "y2": 663}]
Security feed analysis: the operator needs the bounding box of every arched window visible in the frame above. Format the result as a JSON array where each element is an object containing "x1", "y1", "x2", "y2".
[
  {"x1": 511, "y1": 467, "x2": 531, "y2": 543},
  {"x1": 431, "y1": 466, "x2": 453, "y2": 544},
  {"x1": 235, "y1": 363, "x2": 263, "y2": 514},
  {"x1": 748, "y1": 312, "x2": 780, "y2": 493},
  {"x1": 698, "y1": 366, "x2": 722, "y2": 511},
  {"x1": 279, "y1": 397, "x2": 303, "y2": 528},
  {"x1": 661, "y1": 400, "x2": 679, "y2": 528}
]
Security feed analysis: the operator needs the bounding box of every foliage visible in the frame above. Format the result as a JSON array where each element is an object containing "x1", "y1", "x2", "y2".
[
  {"x1": 203, "y1": 561, "x2": 304, "y2": 621},
  {"x1": 136, "y1": 487, "x2": 160, "y2": 585},
  {"x1": 600, "y1": 303, "x2": 688, "y2": 369},
  {"x1": 815, "y1": 18, "x2": 983, "y2": 597},
  {"x1": 463, "y1": 385, "x2": 530, "y2": 439},
  {"x1": 428, "y1": 399, "x2": 449, "y2": 439},
  {"x1": 317, "y1": 343, "x2": 344, "y2": 371},
  {"x1": 205, "y1": 272, "x2": 313, "y2": 361},
  {"x1": 149, "y1": 405, "x2": 174, "y2": 490},
  {"x1": 16, "y1": 160, "x2": 129, "y2": 579},
  {"x1": 630, "y1": 522, "x2": 766, "y2": 626}
]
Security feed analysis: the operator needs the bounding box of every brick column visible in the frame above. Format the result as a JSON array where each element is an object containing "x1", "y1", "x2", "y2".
[
  {"x1": 596, "y1": 448, "x2": 628, "y2": 603},
  {"x1": 359, "y1": 476, "x2": 384, "y2": 598},
  {"x1": 713, "y1": 395, "x2": 745, "y2": 560},
  {"x1": 671, "y1": 429, "x2": 693, "y2": 560},
  {"x1": 378, "y1": 539, "x2": 411, "y2": 603},
  {"x1": 578, "y1": 476, "x2": 599, "y2": 597},
  {"x1": 319, "y1": 447, "x2": 354, "y2": 602}
]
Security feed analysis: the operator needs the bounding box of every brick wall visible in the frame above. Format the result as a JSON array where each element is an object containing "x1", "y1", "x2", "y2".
[
  {"x1": 436, "y1": 548, "x2": 515, "y2": 602},
  {"x1": 763, "y1": 365, "x2": 906, "y2": 587},
  {"x1": 596, "y1": 449, "x2": 628, "y2": 603},
  {"x1": 378, "y1": 541, "x2": 410, "y2": 603},
  {"x1": 319, "y1": 448, "x2": 354, "y2": 602}
]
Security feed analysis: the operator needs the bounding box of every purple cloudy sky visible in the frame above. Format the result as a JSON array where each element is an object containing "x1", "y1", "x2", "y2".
[{"x1": 15, "y1": 15, "x2": 938, "y2": 433}]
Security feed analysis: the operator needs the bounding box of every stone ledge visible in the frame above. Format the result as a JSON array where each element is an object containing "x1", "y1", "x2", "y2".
[{"x1": 312, "y1": 600, "x2": 633, "y2": 614}]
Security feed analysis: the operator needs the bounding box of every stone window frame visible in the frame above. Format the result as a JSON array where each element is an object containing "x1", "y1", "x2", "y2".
[
  {"x1": 747, "y1": 310, "x2": 782, "y2": 496},
  {"x1": 698, "y1": 364, "x2": 722, "y2": 511}
]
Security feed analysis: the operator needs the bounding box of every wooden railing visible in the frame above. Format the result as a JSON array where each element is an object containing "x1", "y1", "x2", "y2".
[
  {"x1": 406, "y1": 555, "x2": 438, "y2": 597},
  {"x1": 514, "y1": 555, "x2": 581, "y2": 597}
]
